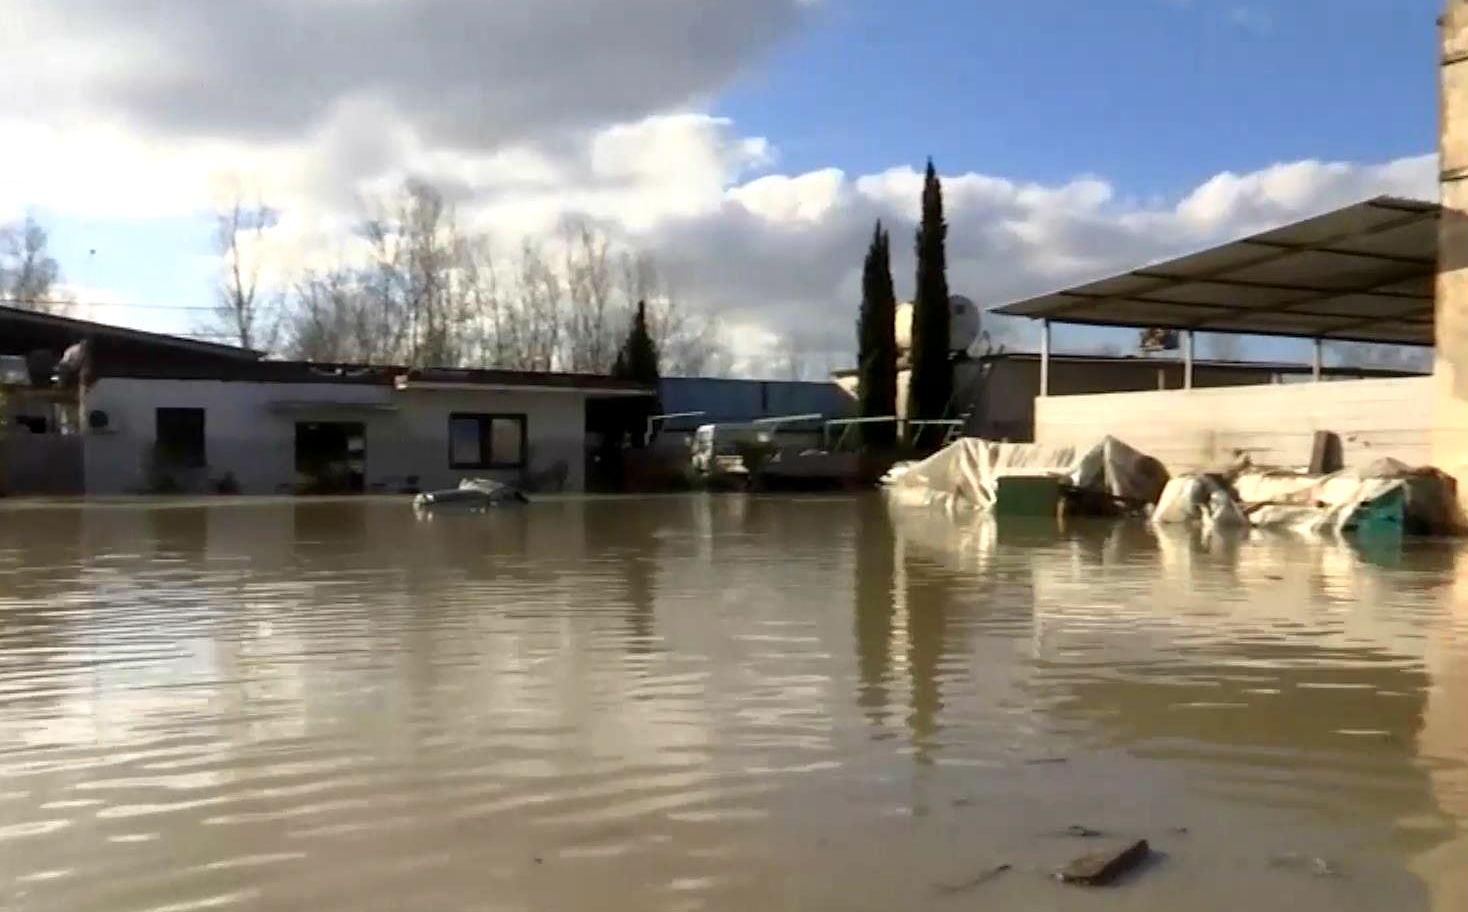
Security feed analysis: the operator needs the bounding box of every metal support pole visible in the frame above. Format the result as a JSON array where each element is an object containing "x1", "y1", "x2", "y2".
[
  {"x1": 1183, "y1": 330, "x2": 1194, "y2": 390},
  {"x1": 1312, "y1": 338, "x2": 1323, "y2": 381},
  {"x1": 1039, "y1": 320, "x2": 1051, "y2": 397}
]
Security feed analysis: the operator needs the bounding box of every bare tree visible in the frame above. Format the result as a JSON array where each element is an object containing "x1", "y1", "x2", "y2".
[
  {"x1": 210, "y1": 198, "x2": 281, "y2": 350},
  {"x1": 0, "y1": 216, "x2": 63, "y2": 311},
  {"x1": 776, "y1": 334, "x2": 810, "y2": 381},
  {"x1": 284, "y1": 268, "x2": 359, "y2": 362},
  {"x1": 616, "y1": 249, "x2": 728, "y2": 377},
  {"x1": 463, "y1": 236, "x2": 508, "y2": 368},
  {"x1": 359, "y1": 180, "x2": 467, "y2": 367},
  {"x1": 514, "y1": 239, "x2": 564, "y2": 371},
  {"x1": 275, "y1": 178, "x2": 733, "y2": 377},
  {"x1": 562, "y1": 220, "x2": 620, "y2": 373}
]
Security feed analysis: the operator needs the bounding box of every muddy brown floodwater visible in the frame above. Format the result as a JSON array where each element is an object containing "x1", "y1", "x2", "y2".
[{"x1": 1, "y1": 494, "x2": 1466, "y2": 911}]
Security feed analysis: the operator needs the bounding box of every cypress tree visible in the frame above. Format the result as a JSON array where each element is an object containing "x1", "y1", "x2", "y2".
[
  {"x1": 614, "y1": 300, "x2": 660, "y2": 383},
  {"x1": 856, "y1": 221, "x2": 898, "y2": 449},
  {"x1": 613, "y1": 300, "x2": 661, "y2": 447},
  {"x1": 908, "y1": 158, "x2": 952, "y2": 441}
]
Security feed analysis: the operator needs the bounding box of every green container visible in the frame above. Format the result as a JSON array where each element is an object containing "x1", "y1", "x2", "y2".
[{"x1": 993, "y1": 474, "x2": 1061, "y2": 517}]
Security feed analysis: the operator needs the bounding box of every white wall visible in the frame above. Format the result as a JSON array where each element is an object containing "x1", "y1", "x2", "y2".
[
  {"x1": 1034, "y1": 376, "x2": 1434, "y2": 471},
  {"x1": 83, "y1": 378, "x2": 590, "y2": 495}
]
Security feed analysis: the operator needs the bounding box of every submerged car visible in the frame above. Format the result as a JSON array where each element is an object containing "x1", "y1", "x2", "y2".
[{"x1": 412, "y1": 477, "x2": 530, "y2": 512}]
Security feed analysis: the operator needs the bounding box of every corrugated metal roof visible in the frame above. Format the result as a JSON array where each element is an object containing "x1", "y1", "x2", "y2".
[
  {"x1": 657, "y1": 378, "x2": 856, "y2": 430},
  {"x1": 991, "y1": 196, "x2": 1439, "y2": 346}
]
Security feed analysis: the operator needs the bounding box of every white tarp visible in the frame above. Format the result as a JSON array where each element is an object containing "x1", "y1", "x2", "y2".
[
  {"x1": 1152, "y1": 474, "x2": 1248, "y2": 528},
  {"x1": 1154, "y1": 460, "x2": 1462, "y2": 536},
  {"x1": 884, "y1": 436, "x2": 1167, "y2": 514}
]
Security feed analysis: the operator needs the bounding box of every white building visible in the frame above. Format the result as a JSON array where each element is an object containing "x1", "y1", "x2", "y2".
[
  {"x1": 82, "y1": 363, "x2": 649, "y2": 495},
  {"x1": 0, "y1": 305, "x2": 651, "y2": 496}
]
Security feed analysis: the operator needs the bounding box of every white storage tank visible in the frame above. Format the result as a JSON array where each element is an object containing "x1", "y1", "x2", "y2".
[{"x1": 895, "y1": 295, "x2": 981, "y2": 356}]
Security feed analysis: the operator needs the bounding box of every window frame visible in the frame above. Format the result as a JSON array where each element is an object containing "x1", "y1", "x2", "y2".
[
  {"x1": 155, "y1": 407, "x2": 207, "y2": 469},
  {"x1": 447, "y1": 412, "x2": 527, "y2": 470}
]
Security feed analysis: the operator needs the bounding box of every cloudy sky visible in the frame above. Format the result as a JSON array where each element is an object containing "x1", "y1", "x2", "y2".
[{"x1": 0, "y1": 0, "x2": 1446, "y2": 374}]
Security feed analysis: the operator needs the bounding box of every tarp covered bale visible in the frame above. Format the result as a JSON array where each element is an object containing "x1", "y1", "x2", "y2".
[
  {"x1": 1155, "y1": 459, "x2": 1463, "y2": 536},
  {"x1": 1152, "y1": 475, "x2": 1248, "y2": 528},
  {"x1": 1071, "y1": 437, "x2": 1171, "y2": 508},
  {"x1": 883, "y1": 436, "x2": 1168, "y2": 516}
]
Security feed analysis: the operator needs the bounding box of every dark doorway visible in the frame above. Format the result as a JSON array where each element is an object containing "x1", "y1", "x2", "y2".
[{"x1": 294, "y1": 422, "x2": 366, "y2": 494}]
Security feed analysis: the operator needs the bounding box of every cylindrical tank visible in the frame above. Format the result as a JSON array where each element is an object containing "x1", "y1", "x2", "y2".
[{"x1": 895, "y1": 295, "x2": 981, "y2": 355}]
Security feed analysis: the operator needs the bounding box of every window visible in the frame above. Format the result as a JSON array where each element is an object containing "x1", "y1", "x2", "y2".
[
  {"x1": 448, "y1": 413, "x2": 526, "y2": 469},
  {"x1": 156, "y1": 408, "x2": 206, "y2": 468}
]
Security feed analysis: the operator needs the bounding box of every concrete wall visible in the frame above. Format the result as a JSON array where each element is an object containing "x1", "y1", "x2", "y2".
[
  {"x1": 968, "y1": 359, "x2": 1382, "y2": 442},
  {"x1": 83, "y1": 378, "x2": 590, "y2": 495},
  {"x1": 1433, "y1": 0, "x2": 1468, "y2": 511},
  {"x1": 1034, "y1": 376, "x2": 1434, "y2": 471}
]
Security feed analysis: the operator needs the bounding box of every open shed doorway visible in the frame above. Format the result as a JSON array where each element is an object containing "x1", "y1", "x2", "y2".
[{"x1": 295, "y1": 421, "x2": 366, "y2": 494}]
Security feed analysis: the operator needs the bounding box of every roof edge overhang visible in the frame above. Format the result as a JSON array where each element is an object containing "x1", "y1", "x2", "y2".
[
  {"x1": 393, "y1": 376, "x2": 652, "y2": 396},
  {"x1": 989, "y1": 196, "x2": 1440, "y2": 347}
]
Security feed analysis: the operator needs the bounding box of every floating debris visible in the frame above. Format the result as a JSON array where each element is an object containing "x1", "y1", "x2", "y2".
[
  {"x1": 1269, "y1": 853, "x2": 1342, "y2": 878},
  {"x1": 935, "y1": 863, "x2": 1011, "y2": 895},
  {"x1": 1057, "y1": 839, "x2": 1151, "y2": 886}
]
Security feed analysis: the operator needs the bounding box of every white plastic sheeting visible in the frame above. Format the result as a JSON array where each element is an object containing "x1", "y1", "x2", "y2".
[
  {"x1": 1152, "y1": 475, "x2": 1249, "y2": 528},
  {"x1": 1154, "y1": 459, "x2": 1463, "y2": 536},
  {"x1": 883, "y1": 436, "x2": 1168, "y2": 514}
]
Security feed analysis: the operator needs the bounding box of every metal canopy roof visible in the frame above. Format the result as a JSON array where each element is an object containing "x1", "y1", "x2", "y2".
[{"x1": 991, "y1": 196, "x2": 1439, "y2": 346}]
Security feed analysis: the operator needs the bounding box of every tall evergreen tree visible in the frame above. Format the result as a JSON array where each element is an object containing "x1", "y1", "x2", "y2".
[
  {"x1": 907, "y1": 158, "x2": 952, "y2": 442},
  {"x1": 613, "y1": 300, "x2": 661, "y2": 447},
  {"x1": 856, "y1": 221, "x2": 898, "y2": 449},
  {"x1": 613, "y1": 299, "x2": 661, "y2": 383}
]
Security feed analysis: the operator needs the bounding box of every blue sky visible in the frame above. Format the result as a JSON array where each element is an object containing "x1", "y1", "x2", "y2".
[
  {"x1": 718, "y1": 0, "x2": 1440, "y2": 191},
  {"x1": 2, "y1": 0, "x2": 1447, "y2": 371}
]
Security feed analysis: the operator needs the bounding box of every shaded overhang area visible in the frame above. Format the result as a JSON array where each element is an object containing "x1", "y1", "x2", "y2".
[
  {"x1": 393, "y1": 368, "x2": 653, "y2": 397},
  {"x1": 991, "y1": 196, "x2": 1439, "y2": 391},
  {"x1": 265, "y1": 400, "x2": 400, "y2": 414}
]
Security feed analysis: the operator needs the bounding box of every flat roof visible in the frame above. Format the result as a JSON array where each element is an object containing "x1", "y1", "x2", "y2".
[
  {"x1": 991, "y1": 196, "x2": 1439, "y2": 346},
  {"x1": 99, "y1": 359, "x2": 653, "y2": 394}
]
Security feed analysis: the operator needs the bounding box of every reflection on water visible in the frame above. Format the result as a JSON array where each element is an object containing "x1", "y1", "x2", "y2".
[{"x1": 1, "y1": 495, "x2": 1466, "y2": 911}]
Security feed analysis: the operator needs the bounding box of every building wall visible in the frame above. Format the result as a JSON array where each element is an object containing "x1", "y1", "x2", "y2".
[
  {"x1": 83, "y1": 378, "x2": 591, "y2": 495},
  {"x1": 1034, "y1": 376, "x2": 1434, "y2": 471},
  {"x1": 968, "y1": 359, "x2": 1376, "y2": 442},
  {"x1": 0, "y1": 435, "x2": 84, "y2": 495}
]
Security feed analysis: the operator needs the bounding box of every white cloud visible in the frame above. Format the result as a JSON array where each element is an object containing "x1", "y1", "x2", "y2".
[
  {"x1": 0, "y1": 0, "x2": 1440, "y2": 377},
  {"x1": 632, "y1": 152, "x2": 1437, "y2": 372},
  {"x1": 728, "y1": 170, "x2": 846, "y2": 224},
  {"x1": 0, "y1": 107, "x2": 1436, "y2": 375},
  {"x1": 5, "y1": 0, "x2": 809, "y2": 147}
]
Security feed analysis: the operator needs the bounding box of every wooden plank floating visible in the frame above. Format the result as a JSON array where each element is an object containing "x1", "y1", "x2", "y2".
[{"x1": 1056, "y1": 839, "x2": 1151, "y2": 886}]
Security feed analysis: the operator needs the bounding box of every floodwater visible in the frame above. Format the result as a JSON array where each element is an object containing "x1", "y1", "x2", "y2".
[{"x1": 1, "y1": 496, "x2": 1466, "y2": 912}]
